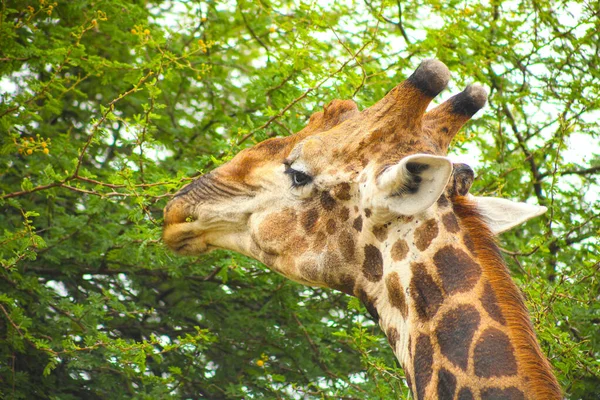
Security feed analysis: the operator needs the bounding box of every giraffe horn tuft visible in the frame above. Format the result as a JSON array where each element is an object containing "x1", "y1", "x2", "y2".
[
  {"x1": 406, "y1": 59, "x2": 451, "y2": 98},
  {"x1": 423, "y1": 84, "x2": 488, "y2": 152},
  {"x1": 450, "y1": 84, "x2": 488, "y2": 117}
]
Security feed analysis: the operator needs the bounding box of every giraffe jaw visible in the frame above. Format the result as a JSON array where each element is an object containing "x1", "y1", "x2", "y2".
[{"x1": 162, "y1": 223, "x2": 212, "y2": 255}]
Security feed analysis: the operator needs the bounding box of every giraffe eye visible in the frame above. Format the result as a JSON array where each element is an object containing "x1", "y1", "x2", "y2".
[{"x1": 285, "y1": 166, "x2": 313, "y2": 187}]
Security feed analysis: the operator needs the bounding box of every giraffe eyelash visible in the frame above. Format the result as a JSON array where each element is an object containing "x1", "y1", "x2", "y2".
[{"x1": 284, "y1": 165, "x2": 313, "y2": 188}]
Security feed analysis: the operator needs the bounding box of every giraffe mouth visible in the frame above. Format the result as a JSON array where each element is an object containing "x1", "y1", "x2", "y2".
[{"x1": 163, "y1": 223, "x2": 212, "y2": 255}]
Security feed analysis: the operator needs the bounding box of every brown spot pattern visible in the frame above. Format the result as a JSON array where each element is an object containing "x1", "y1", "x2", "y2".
[
  {"x1": 320, "y1": 191, "x2": 336, "y2": 210},
  {"x1": 433, "y1": 246, "x2": 481, "y2": 295},
  {"x1": 457, "y1": 387, "x2": 474, "y2": 400},
  {"x1": 385, "y1": 272, "x2": 408, "y2": 318},
  {"x1": 386, "y1": 327, "x2": 399, "y2": 350},
  {"x1": 357, "y1": 287, "x2": 379, "y2": 321},
  {"x1": 311, "y1": 231, "x2": 326, "y2": 252},
  {"x1": 410, "y1": 263, "x2": 444, "y2": 321},
  {"x1": 414, "y1": 219, "x2": 439, "y2": 251},
  {"x1": 301, "y1": 208, "x2": 319, "y2": 232},
  {"x1": 333, "y1": 182, "x2": 352, "y2": 200},
  {"x1": 480, "y1": 387, "x2": 525, "y2": 400},
  {"x1": 338, "y1": 230, "x2": 356, "y2": 262},
  {"x1": 435, "y1": 304, "x2": 480, "y2": 371},
  {"x1": 364, "y1": 208, "x2": 372, "y2": 218},
  {"x1": 326, "y1": 219, "x2": 336, "y2": 234},
  {"x1": 442, "y1": 212, "x2": 460, "y2": 233},
  {"x1": 480, "y1": 281, "x2": 507, "y2": 325},
  {"x1": 437, "y1": 368, "x2": 457, "y2": 399},
  {"x1": 414, "y1": 334, "x2": 434, "y2": 400},
  {"x1": 391, "y1": 239, "x2": 409, "y2": 262},
  {"x1": 338, "y1": 206, "x2": 350, "y2": 221},
  {"x1": 352, "y1": 216, "x2": 363, "y2": 232},
  {"x1": 463, "y1": 233, "x2": 476, "y2": 255},
  {"x1": 362, "y1": 245, "x2": 383, "y2": 282},
  {"x1": 474, "y1": 327, "x2": 518, "y2": 378},
  {"x1": 331, "y1": 273, "x2": 355, "y2": 295},
  {"x1": 372, "y1": 225, "x2": 388, "y2": 241}
]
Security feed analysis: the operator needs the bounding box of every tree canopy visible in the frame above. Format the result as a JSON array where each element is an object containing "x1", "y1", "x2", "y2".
[{"x1": 0, "y1": 0, "x2": 598, "y2": 398}]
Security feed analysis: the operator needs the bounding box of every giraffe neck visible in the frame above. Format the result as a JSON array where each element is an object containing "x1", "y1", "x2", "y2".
[{"x1": 365, "y1": 196, "x2": 561, "y2": 399}]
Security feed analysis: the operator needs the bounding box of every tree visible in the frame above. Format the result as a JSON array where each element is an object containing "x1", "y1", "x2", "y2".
[{"x1": 0, "y1": 0, "x2": 598, "y2": 398}]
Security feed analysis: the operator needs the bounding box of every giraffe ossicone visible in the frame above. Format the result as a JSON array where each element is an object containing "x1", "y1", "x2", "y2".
[{"x1": 163, "y1": 59, "x2": 561, "y2": 399}]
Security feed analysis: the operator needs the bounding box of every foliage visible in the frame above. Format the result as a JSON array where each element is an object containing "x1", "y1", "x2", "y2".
[{"x1": 0, "y1": 0, "x2": 598, "y2": 398}]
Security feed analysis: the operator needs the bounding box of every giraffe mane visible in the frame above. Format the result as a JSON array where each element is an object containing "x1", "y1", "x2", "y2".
[{"x1": 452, "y1": 196, "x2": 562, "y2": 399}]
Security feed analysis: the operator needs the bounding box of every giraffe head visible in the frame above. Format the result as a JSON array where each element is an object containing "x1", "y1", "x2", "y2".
[{"x1": 162, "y1": 59, "x2": 544, "y2": 293}]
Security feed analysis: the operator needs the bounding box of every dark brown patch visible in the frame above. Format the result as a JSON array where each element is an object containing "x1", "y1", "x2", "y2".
[
  {"x1": 407, "y1": 335, "x2": 412, "y2": 358},
  {"x1": 385, "y1": 272, "x2": 408, "y2": 318},
  {"x1": 414, "y1": 219, "x2": 439, "y2": 251},
  {"x1": 433, "y1": 246, "x2": 481, "y2": 295},
  {"x1": 338, "y1": 206, "x2": 350, "y2": 221},
  {"x1": 338, "y1": 230, "x2": 356, "y2": 262},
  {"x1": 480, "y1": 281, "x2": 506, "y2": 325},
  {"x1": 474, "y1": 327, "x2": 518, "y2": 378},
  {"x1": 326, "y1": 219, "x2": 336, "y2": 234},
  {"x1": 330, "y1": 273, "x2": 356, "y2": 295},
  {"x1": 391, "y1": 239, "x2": 409, "y2": 262},
  {"x1": 437, "y1": 194, "x2": 449, "y2": 207},
  {"x1": 480, "y1": 387, "x2": 525, "y2": 400},
  {"x1": 442, "y1": 213, "x2": 460, "y2": 233},
  {"x1": 372, "y1": 225, "x2": 388, "y2": 241},
  {"x1": 311, "y1": 231, "x2": 326, "y2": 252},
  {"x1": 352, "y1": 216, "x2": 363, "y2": 232},
  {"x1": 364, "y1": 208, "x2": 372, "y2": 218},
  {"x1": 362, "y1": 245, "x2": 383, "y2": 282},
  {"x1": 301, "y1": 208, "x2": 319, "y2": 232},
  {"x1": 437, "y1": 368, "x2": 457, "y2": 399},
  {"x1": 320, "y1": 191, "x2": 336, "y2": 211},
  {"x1": 413, "y1": 334, "x2": 434, "y2": 400},
  {"x1": 410, "y1": 263, "x2": 444, "y2": 321},
  {"x1": 333, "y1": 182, "x2": 351, "y2": 200},
  {"x1": 457, "y1": 387, "x2": 474, "y2": 400},
  {"x1": 463, "y1": 232, "x2": 476, "y2": 255},
  {"x1": 435, "y1": 304, "x2": 480, "y2": 371},
  {"x1": 356, "y1": 287, "x2": 379, "y2": 321},
  {"x1": 386, "y1": 327, "x2": 399, "y2": 350}
]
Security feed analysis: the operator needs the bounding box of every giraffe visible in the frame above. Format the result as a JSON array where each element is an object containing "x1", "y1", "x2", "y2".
[{"x1": 162, "y1": 59, "x2": 562, "y2": 399}]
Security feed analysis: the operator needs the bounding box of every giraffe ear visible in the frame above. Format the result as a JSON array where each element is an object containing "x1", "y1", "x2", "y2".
[
  {"x1": 471, "y1": 196, "x2": 548, "y2": 234},
  {"x1": 374, "y1": 154, "x2": 452, "y2": 216}
]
